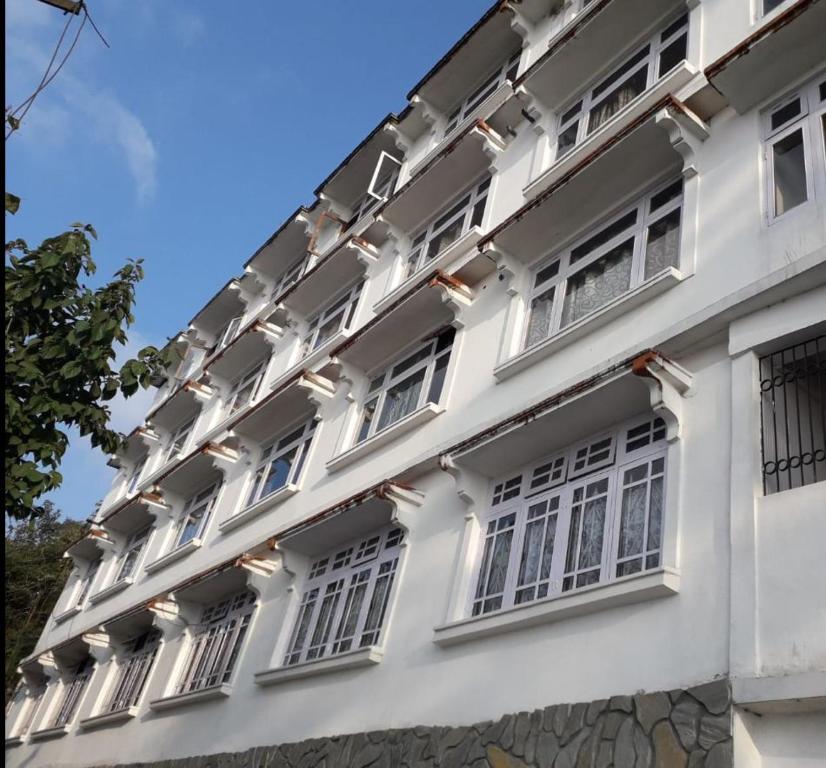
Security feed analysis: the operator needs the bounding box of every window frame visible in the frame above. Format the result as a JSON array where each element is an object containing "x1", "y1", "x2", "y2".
[
  {"x1": 242, "y1": 417, "x2": 316, "y2": 509},
  {"x1": 523, "y1": 176, "x2": 684, "y2": 350},
  {"x1": 354, "y1": 326, "x2": 456, "y2": 445},
  {"x1": 74, "y1": 558, "x2": 101, "y2": 608},
  {"x1": 51, "y1": 657, "x2": 95, "y2": 728},
  {"x1": 764, "y1": 77, "x2": 826, "y2": 223},
  {"x1": 163, "y1": 416, "x2": 197, "y2": 464},
  {"x1": 301, "y1": 279, "x2": 364, "y2": 357},
  {"x1": 172, "y1": 482, "x2": 221, "y2": 550},
  {"x1": 103, "y1": 630, "x2": 161, "y2": 713},
  {"x1": 554, "y1": 13, "x2": 689, "y2": 162},
  {"x1": 282, "y1": 526, "x2": 405, "y2": 667},
  {"x1": 213, "y1": 315, "x2": 244, "y2": 354},
  {"x1": 273, "y1": 252, "x2": 315, "y2": 298},
  {"x1": 469, "y1": 415, "x2": 669, "y2": 617},
  {"x1": 125, "y1": 455, "x2": 147, "y2": 495},
  {"x1": 225, "y1": 360, "x2": 267, "y2": 416},
  {"x1": 398, "y1": 176, "x2": 491, "y2": 285},
  {"x1": 113, "y1": 525, "x2": 152, "y2": 584}
]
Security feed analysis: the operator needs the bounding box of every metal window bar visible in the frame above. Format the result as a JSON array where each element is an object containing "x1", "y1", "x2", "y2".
[
  {"x1": 52, "y1": 661, "x2": 94, "y2": 727},
  {"x1": 759, "y1": 335, "x2": 826, "y2": 494},
  {"x1": 104, "y1": 633, "x2": 160, "y2": 712}
]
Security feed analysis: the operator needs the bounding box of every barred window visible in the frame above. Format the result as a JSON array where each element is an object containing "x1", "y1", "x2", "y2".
[
  {"x1": 51, "y1": 657, "x2": 95, "y2": 727},
  {"x1": 103, "y1": 630, "x2": 160, "y2": 712},
  {"x1": 356, "y1": 327, "x2": 455, "y2": 444},
  {"x1": 283, "y1": 526, "x2": 404, "y2": 666},
  {"x1": 759, "y1": 334, "x2": 825, "y2": 494},
  {"x1": 524, "y1": 178, "x2": 683, "y2": 349},
  {"x1": 175, "y1": 592, "x2": 256, "y2": 695},
  {"x1": 472, "y1": 415, "x2": 668, "y2": 616}
]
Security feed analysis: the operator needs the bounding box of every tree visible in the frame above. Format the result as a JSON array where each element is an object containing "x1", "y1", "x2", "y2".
[
  {"x1": 5, "y1": 502, "x2": 85, "y2": 703},
  {"x1": 4, "y1": 194, "x2": 180, "y2": 520}
]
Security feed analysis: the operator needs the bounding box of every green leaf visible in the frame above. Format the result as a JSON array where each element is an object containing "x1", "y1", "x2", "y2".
[{"x1": 5, "y1": 192, "x2": 21, "y2": 214}]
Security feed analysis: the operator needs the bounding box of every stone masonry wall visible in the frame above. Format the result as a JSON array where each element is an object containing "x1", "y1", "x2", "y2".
[{"x1": 105, "y1": 679, "x2": 732, "y2": 768}]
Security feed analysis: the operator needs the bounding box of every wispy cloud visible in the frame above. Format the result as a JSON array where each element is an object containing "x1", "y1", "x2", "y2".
[{"x1": 5, "y1": 1, "x2": 159, "y2": 203}]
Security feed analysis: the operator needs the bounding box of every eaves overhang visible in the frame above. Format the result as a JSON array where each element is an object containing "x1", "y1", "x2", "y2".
[{"x1": 243, "y1": 204, "x2": 317, "y2": 278}]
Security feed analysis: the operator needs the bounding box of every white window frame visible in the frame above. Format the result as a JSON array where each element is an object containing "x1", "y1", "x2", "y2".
[
  {"x1": 102, "y1": 629, "x2": 160, "y2": 713},
  {"x1": 469, "y1": 415, "x2": 668, "y2": 617},
  {"x1": 282, "y1": 526, "x2": 405, "y2": 667},
  {"x1": 125, "y1": 455, "x2": 147, "y2": 495},
  {"x1": 163, "y1": 416, "x2": 197, "y2": 464},
  {"x1": 355, "y1": 326, "x2": 455, "y2": 445},
  {"x1": 175, "y1": 345, "x2": 205, "y2": 382},
  {"x1": 554, "y1": 13, "x2": 689, "y2": 162},
  {"x1": 13, "y1": 686, "x2": 46, "y2": 737},
  {"x1": 74, "y1": 558, "x2": 101, "y2": 608},
  {"x1": 523, "y1": 176, "x2": 684, "y2": 350},
  {"x1": 175, "y1": 591, "x2": 256, "y2": 695},
  {"x1": 242, "y1": 417, "x2": 316, "y2": 509},
  {"x1": 113, "y1": 526, "x2": 152, "y2": 583},
  {"x1": 273, "y1": 252, "x2": 316, "y2": 298},
  {"x1": 172, "y1": 482, "x2": 220, "y2": 549},
  {"x1": 214, "y1": 315, "x2": 243, "y2": 354},
  {"x1": 301, "y1": 280, "x2": 364, "y2": 357},
  {"x1": 225, "y1": 360, "x2": 266, "y2": 416},
  {"x1": 397, "y1": 176, "x2": 491, "y2": 285},
  {"x1": 51, "y1": 657, "x2": 95, "y2": 728},
  {"x1": 367, "y1": 151, "x2": 403, "y2": 203},
  {"x1": 444, "y1": 50, "x2": 521, "y2": 135},
  {"x1": 764, "y1": 76, "x2": 826, "y2": 223}
]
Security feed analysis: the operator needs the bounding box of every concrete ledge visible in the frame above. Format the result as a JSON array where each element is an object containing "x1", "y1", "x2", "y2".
[
  {"x1": 52, "y1": 604, "x2": 81, "y2": 625},
  {"x1": 433, "y1": 569, "x2": 680, "y2": 647},
  {"x1": 495, "y1": 268, "x2": 683, "y2": 382},
  {"x1": 219, "y1": 484, "x2": 299, "y2": 533},
  {"x1": 29, "y1": 724, "x2": 70, "y2": 741},
  {"x1": 144, "y1": 539, "x2": 202, "y2": 574},
  {"x1": 326, "y1": 404, "x2": 443, "y2": 473},
  {"x1": 5, "y1": 735, "x2": 24, "y2": 748},
  {"x1": 149, "y1": 683, "x2": 232, "y2": 712},
  {"x1": 79, "y1": 706, "x2": 137, "y2": 730},
  {"x1": 733, "y1": 671, "x2": 826, "y2": 714},
  {"x1": 255, "y1": 647, "x2": 383, "y2": 687},
  {"x1": 88, "y1": 577, "x2": 133, "y2": 605}
]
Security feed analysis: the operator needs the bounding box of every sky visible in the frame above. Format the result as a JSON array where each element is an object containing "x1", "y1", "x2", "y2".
[{"x1": 5, "y1": 0, "x2": 493, "y2": 522}]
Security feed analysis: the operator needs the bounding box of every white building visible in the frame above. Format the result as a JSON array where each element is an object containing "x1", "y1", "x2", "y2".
[{"x1": 6, "y1": 1, "x2": 826, "y2": 766}]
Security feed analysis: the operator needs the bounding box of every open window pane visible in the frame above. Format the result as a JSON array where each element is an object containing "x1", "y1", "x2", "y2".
[
  {"x1": 772, "y1": 128, "x2": 808, "y2": 215},
  {"x1": 367, "y1": 151, "x2": 402, "y2": 202}
]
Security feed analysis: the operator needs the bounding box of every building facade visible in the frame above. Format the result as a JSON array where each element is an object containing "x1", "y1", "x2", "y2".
[{"x1": 5, "y1": 1, "x2": 826, "y2": 766}]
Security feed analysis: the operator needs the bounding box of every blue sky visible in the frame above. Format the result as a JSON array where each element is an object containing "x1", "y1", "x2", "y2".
[{"x1": 5, "y1": 0, "x2": 492, "y2": 522}]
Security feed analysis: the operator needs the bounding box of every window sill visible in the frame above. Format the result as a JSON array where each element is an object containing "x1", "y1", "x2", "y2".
[
  {"x1": 523, "y1": 62, "x2": 698, "y2": 201},
  {"x1": 29, "y1": 724, "x2": 70, "y2": 742},
  {"x1": 149, "y1": 683, "x2": 232, "y2": 712},
  {"x1": 5, "y1": 735, "x2": 24, "y2": 747},
  {"x1": 144, "y1": 539, "x2": 202, "y2": 574},
  {"x1": 88, "y1": 577, "x2": 134, "y2": 605},
  {"x1": 326, "y1": 403, "x2": 443, "y2": 474},
  {"x1": 219, "y1": 483, "x2": 299, "y2": 534},
  {"x1": 79, "y1": 706, "x2": 137, "y2": 730},
  {"x1": 255, "y1": 647, "x2": 383, "y2": 687},
  {"x1": 411, "y1": 82, "x2": 514, "y2": 176},
  {"x1": 52, "y1": 605, "x2": 82, "y2": 625},
  {"x1": 495, "y1": 267, "x2": 683, "y2": 382},
  {"x1": 373, "y1": 227, "x2": 484, "y2": 315},
  {"x1": 433, "y1": 568, "x2": 680, "y2": 647}
]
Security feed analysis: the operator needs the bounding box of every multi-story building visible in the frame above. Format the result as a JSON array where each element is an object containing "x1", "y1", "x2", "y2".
[{"x1": 6, "y1": 1, "x2": 826, "y2": 766}]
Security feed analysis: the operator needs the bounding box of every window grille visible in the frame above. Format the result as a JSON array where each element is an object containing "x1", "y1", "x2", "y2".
[
  {"x1": 472, "y1": 415, "x2": 667, "y2": 616},
  {"x1": 103, "y1": 630, "x2": 160, "y2": 712},
  {"x1": 283, "y1": 526, "x2": 404, "y2": 666},
  {"x1": 759, "y1": 334, "x2": 826, "y2": 494},
  {"x1": 51, "y1": 657, "x2": 95, "y2": 727},
  {"x1": 175, "y1": 592, "x2": 255, "y2": 695}
]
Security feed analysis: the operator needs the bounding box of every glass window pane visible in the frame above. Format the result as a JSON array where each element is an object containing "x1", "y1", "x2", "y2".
[
  {"x1": 427, "y1": 354, "x2": 450, "y2": 404},
  {"x1": 526, "y1": 287, "x2": 555, "y2": 347},
  {"x1": 658, "y1": 34, "x2": 687, "y2": 78},
  {"x1": 589, "y1": 66, "x2": 648, "y2": 134},
  {"x1": 377, "y1": 369, "x2": 426, "y2": 431},
  {"x1": 773, "y1": 128, "x2": 807, "y2": 215},
  {"x1": 557, "y1": 122, "x2": 579, "y2": 158},
  {"x1": 260, "y1": 446, "x2": 297, "y2": 497},
  {"x1": 644, "y1": 207, "x2": 681, "y2": 279},
  {"x1": 570, "y1": 210, "x2": 637, "y2": 264},
  {"x1": 426, "y1": 216, "x2": 465, "y2": 260}
]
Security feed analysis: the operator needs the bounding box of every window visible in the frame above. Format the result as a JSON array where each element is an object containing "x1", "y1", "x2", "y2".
[
  {"x1": 524, "y1": 178, "x2": 683, "y2": 348},
  {"x1": 283, "y1": 526, "x2": 404, "y2": 666},
  {"x1": 356, "y1": 327, "x2": 455, "y2": 444},
  {"x1": 348, "y1": 154, "x2": 402, "y2": 227},
  {"x1": 51, "y1": 657, "x2": 94, "y2": 727},
  {"x1": 301, "y1": 281, "x2": 363, "y2": 356},
  {"x1": 555, "y1": 14, "x2": 688, "y2": 160},
  {"x1": 176, "y1": 345, "x2": 205, "y2": 382},
  {"x1": 225, "y1": 361, "x2": 266, "y2": 416},
  {"x1": 103, "y1": 630, "x2": 160, "y2": 712},
  {"x1": 399, "y1": 177, "x2": 491, "y2": 283},
  {"x1": 444, "y1": 50, "x2": 521, "y2": 135},
  {"x1": 113, "y1": 526, "x2": 151, "y2": 583},
  {"x1": 765, "y1": 77, "x2": 826, "y2": 220},
  {"x1": 173, "y1": 483, "x2": 220, "y2": 548},
  {"x1": 16, "y1": 687, "x2": 46, "y2": 736},
  {"x1": 273, "y1": 253, "x2": 315, "y2": 298},
  {"x1": 125, "y1": 456, "x2": 147, "y2": 495},
  {"x1": 759, "y1": 334, "x2": 825, "y2": 494},
  {"x1": 471, "y1": 415, "x2": 667, "y2": 616},
  {"x1": 75, "y1": 558, "x2": 101, "y2": 608},
  {"x1": 175, "y1": 592, "x2": 255, "y2": 694},
  {"x1": 243, "y1": 418, "x2": 316, "y2": 508},
  {"x1": 762, "y1": 0, "x2": 789, "y2": 15},
  {"x1": 163, "y1": 417, "x2": 196, "y2": 464},
  {"x1": 213, "y1": 316, "x2": 243, "y2": 355}
]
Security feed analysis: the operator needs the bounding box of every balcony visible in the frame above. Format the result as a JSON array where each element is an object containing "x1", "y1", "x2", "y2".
[
  {"x1": 705, "y1": 0, "x2": 826, "y2": 113},
  {"x1": 144, "y1": 378, "x2": 213, "y2": 435},
  {"x1": 243, "y1": 206, "x2": 316, "y2": 285},
  {"x1": 187, "y1": 276, "x2": 257, "y2": 351}
]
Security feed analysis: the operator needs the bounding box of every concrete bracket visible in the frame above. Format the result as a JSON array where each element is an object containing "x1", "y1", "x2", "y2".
[
  {"x1": 632, "y1": 352, "x2": 695, "y2": 442},
  {"x1": 655, "y1": 104, "x2": 710, "y2": 180}
]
